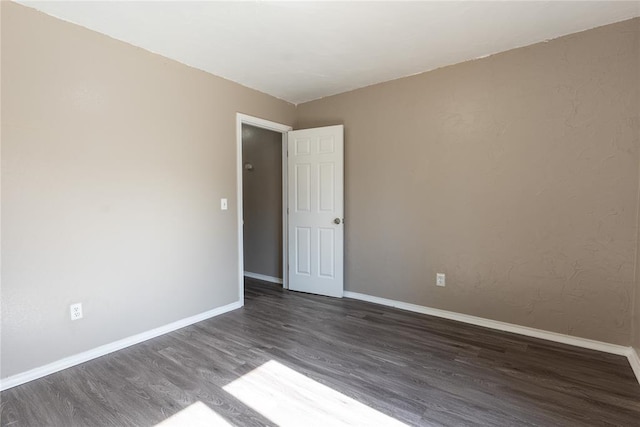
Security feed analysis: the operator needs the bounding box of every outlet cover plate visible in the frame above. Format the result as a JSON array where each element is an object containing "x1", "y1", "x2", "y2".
[
  {"x1": 436, "y1": 273, "x2": 446, "y2": 287},
  {"x1": 70, "y1": 303, "x2": 83, "y2": 320}
]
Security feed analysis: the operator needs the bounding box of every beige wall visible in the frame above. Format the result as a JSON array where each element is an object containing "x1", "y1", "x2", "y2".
[
  {"x1": 0, "y1": 2, "x2": 295, "y2": 379},
  {"x1": 297, "y1": 18, "x2": 640, "y2": 345},
  {"x1": 242, "y1": 124, "x2": 283, "y2": 279}
]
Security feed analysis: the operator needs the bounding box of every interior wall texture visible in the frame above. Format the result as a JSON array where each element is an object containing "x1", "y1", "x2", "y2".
[
  {"x1": 297, "y1": 18, "x2": 640, "y2": 346},
  {"x1": 1, "y1": 2, "x2": 295, "y2": 379},
  {"x1": 242, "y1": 124, "x2": 283, "y2": 279}
]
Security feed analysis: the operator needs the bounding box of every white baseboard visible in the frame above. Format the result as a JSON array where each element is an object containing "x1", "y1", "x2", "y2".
[
  {"x1": 0, "y1": 300, "x2": 243, "y2": 391},
  {"x1": 627, "y1": 347, "x2": 640, "y2": 385},
  {"x1": 344, "y1": 290, "x2": 640, "y2": 384},
  {"x1": 244, "y1": 271, "x2": 283, "y2": 285}
]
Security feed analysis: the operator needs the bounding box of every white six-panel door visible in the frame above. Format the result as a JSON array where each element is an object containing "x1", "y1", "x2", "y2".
[{"x1": 287, "y1": 125, "x2": 344, "y2": 298}]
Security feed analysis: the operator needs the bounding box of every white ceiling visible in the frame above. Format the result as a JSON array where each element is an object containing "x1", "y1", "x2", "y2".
[{"x1": 18, "y1": 1, "x2": 640, "y2": 105}]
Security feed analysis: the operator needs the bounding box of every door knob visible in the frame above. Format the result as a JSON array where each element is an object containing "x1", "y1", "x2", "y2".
[{"x1": 334, "y1": 218, "x2": 341, "y2": 225}]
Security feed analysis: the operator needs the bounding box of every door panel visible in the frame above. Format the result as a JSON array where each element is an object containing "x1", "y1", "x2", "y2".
[
  {"x1": 287, "y1": 125, "x2": 344, "y2": 298},
  {"x1": 295, "y1": 227, "x2": 311, "y2": 276},
  {"x1": 295, "y1": 164, "x2": 311, "y2": 212}
]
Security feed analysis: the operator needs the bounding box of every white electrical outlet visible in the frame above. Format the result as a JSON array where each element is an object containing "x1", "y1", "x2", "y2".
[
  {"x1": 436, "y1": 273, "x2": 446, "y2": 287},
  {"x1": 70, "y1": 303, "x2": 83, "y2": 320},
  {"x1": 220, "y1": 198, "x2": 228, "y2": 210}
]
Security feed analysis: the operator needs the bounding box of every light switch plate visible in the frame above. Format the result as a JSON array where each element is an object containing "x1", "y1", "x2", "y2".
[{"x1": 221, "y1": 198, "x2": 228, "y2": 210}]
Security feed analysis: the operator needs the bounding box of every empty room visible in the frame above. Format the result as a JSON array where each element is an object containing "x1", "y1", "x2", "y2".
[{"x1": 2, "y1": 1, "x2": 640, "y2": 426}]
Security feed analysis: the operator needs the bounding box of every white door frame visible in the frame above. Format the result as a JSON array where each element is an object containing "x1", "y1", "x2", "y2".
[{"x1": 236, "y1": 113, "x2": 292, "y2": 305}]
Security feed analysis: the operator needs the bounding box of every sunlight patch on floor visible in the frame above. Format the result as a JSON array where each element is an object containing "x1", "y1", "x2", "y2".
[
  {"x1": 223, "y1": 360, "x2": 408, "y2": 427},
  {"x1": 154, "y1": 401, "x2": 233, "y2": 427}
]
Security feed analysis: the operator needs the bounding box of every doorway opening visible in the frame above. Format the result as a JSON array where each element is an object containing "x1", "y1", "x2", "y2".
[
  {"x1": 242, "y1": 125, "x2": 283, "y2": 285},
  {"x1": 236, "y1": 114, "x2": 292, "y2": 304}
]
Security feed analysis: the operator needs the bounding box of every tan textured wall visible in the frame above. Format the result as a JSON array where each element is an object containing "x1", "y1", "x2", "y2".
[
  {"x1": 297, "y1": 18, "x2": 640, "y2": 345},
  {"x1": 242, "y1": 124, "x2": 283, "y2": 279},
  {"x1": 1, "y1": 2, "x2": 295, "y2": 378}
]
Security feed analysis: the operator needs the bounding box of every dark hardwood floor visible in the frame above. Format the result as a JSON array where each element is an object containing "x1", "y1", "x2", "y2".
[{"x1": 2, "y1": 278, "x2": 640, "y2": 426}]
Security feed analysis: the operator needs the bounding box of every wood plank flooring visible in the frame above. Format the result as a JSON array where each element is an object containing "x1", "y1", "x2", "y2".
[{"x1": 2, "y1": 278, "x2": 640, "y2": 426}]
